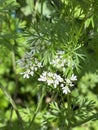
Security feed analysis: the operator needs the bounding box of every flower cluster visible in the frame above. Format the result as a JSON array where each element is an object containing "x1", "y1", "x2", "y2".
[
  {"x1": 38, "y1": 71, "x2": 77, "y2": 94},
  {"x1": 38, "y1": 71, "x2": 64, "y2": 88},
  {"x1": 17, "y1": 49, "x2": 77, "y2": 94},
  {"x1": 50, "y1": 51, "x2": 73, "y2": 72},
  {"x1": 17, "y1": 51, "x2": 43, "y2": 78},
  {"x1": 60, "y1": 74, "x2": 77, "y2": 94}
]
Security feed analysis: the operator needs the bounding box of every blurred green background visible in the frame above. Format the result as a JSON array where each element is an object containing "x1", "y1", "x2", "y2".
[{"x1": 0, "y1": 0, "x2": 98, "y2": 130}]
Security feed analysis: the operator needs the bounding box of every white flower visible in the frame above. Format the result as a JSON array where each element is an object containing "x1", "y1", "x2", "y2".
[
  {"x1": 54, "y1": 80, "x2": 59, "y2": 88},
  {"x1": 23, "y1": 73, "x2": 29, "y2": 78},
  {"x1": 37, "y1": 62, "x2": 42, "y2": 68},
  {"x1": 38, "y1": 71, "x2": 77, "y2": 94},
  {"x1": 62, "y1": 86, "x2": 71, "y2": 94},
  {"x1": 17, "y1": 50, "x2": 43, "y2": 78},
  {"x1": 30, "y1": 71, "x2": 34, "y2": 76},
  {"x1": 54, "y1": 83, "x2": 57, "y2": 88},
  {"x1": 38, "y1": 75, "x2": 47, "y2": 82},
  {"x1": 65, "y1": 77, "x2": 76, "y2": 87},
  {"x1": 47, "y1": 78, "x2": 54, "y2": 85},
  {"x1": 66, "y1": 79, "x2": 72, "y2": 84},
  {"x1": 34, "y1": 67, "x2": 38, "y2": 71},
  {"x1": 60, "y1": 83, "x2": 64, "y2": 87},
  {"x1": 30, "y1": 66, "x2": 34, "y2": 70},
  {"x1": 70, "y1": 74, "x2": 77, "y2": 81},
  {"x1": 42, "y1": 71, "x2": 47, "y2": 77},
  {"x1": 47, "y1": 72, "x2": 53, "y2": 77},
  {"x1": 60, "y1": 84, "x2": 71, "y2": 94},
  {"x1": 54, "y1": 79, "x2": 59, "y2": 85},
  {"x1": 21, "y1": 69, "x2": 30, "y2": 78},
  {"x1": 50, "y1": 50, "x2": 67, "y2": 70},
  {"x1": 54, "y1": 74, "x2": 63, "y2": 82},
  {"x1": 38, "y1": 71, "x2": 64, "y2": 88},
  {"x1": 69, "y1": 83, "x2": 74, "y2": 87}
]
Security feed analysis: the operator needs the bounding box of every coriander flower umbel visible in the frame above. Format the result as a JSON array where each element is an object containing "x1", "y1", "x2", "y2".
[
  {"x1": 38, "y1": 71, "x2": 77, "y2": 94},
  {"x1": 38, "y1": 71, "x2": 63, "y2": 88},
  {"x1": 21, "y1": 59, "x2": 42, "y2": 78},
  {"x1": 50, "y1": 50, "x2": 76, "y2": 73},
  {"x1": 17, "y1": 51, "x2": 43, "y2": 78},
  {"x1": 50, "y1": 50, "x2": 74, "y2": 73},
  {"x1": 50, "y1": 51, "x2": 66, "y2": 70}
]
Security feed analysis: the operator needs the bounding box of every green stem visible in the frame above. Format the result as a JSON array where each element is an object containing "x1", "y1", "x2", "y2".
[
  {"x1": 0, "y1": 83, "x2": 24, "y2": 129},
  {"x1": 11, "y1": 51, "x2": 16, "y2": 72},
  {"x1": 41, "y1": 0, "x2": 44, "y2": 19},
  {"x1": 67, "y1": 94, "x2": 72, "y2": 130},
  {"x1": 29, "y1": 87, "x2": 45, "y2": 128}
]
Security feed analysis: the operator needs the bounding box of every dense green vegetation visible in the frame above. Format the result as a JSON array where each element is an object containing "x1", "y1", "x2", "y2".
[{"x1": 0, "y1": 0, "x2": 98, "y2": 130}]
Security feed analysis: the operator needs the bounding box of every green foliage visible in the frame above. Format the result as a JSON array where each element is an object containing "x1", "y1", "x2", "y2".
[{"x1": 0, "y1": 0, "x2": 98, "y2": 130}]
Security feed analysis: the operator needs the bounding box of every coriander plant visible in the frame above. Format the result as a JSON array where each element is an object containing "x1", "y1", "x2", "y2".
[{"x1": 0, "y1": 0, "x2": 98, "y2": 130}]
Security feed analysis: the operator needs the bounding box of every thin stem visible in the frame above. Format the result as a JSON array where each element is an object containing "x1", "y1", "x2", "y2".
[
  {"x1": 0, "y1": 83, "x2": 24, "y2": 129},
  {"x1": 67, "y1": 94, "x2": 72, "y2": 130},
  {"x1": 11, "y1": 51, "x2": 16, "y2": 72},
  {"x1": 29, "y1": 87, "x2": 45, "y2": 128},
  {"x1": 41, "y1": 0, "x2": 44, "y2": 18},
  {"x1": 9, "y1": 107, "x2": 13, "y2": 127},
  {"x1": 11, "y1": 47, "x2": 19, "y2": 100}
]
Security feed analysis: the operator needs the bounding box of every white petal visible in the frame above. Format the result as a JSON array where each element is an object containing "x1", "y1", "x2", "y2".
[
  {"x1": 60, "y1": 84, "x2": 64, "y2": 87},
  {"x1": 23, "y1": 74, "x2": 29, "y2": 78},
  {"x1": 70, "y1": 74, "x2": 77, "y2": 81},
  {"x1": 62, "y1": 86, "x2": 71, "y2": 94},
  {"x1": 30, "y1": 71, "x2": 34, "y2": 76}
]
